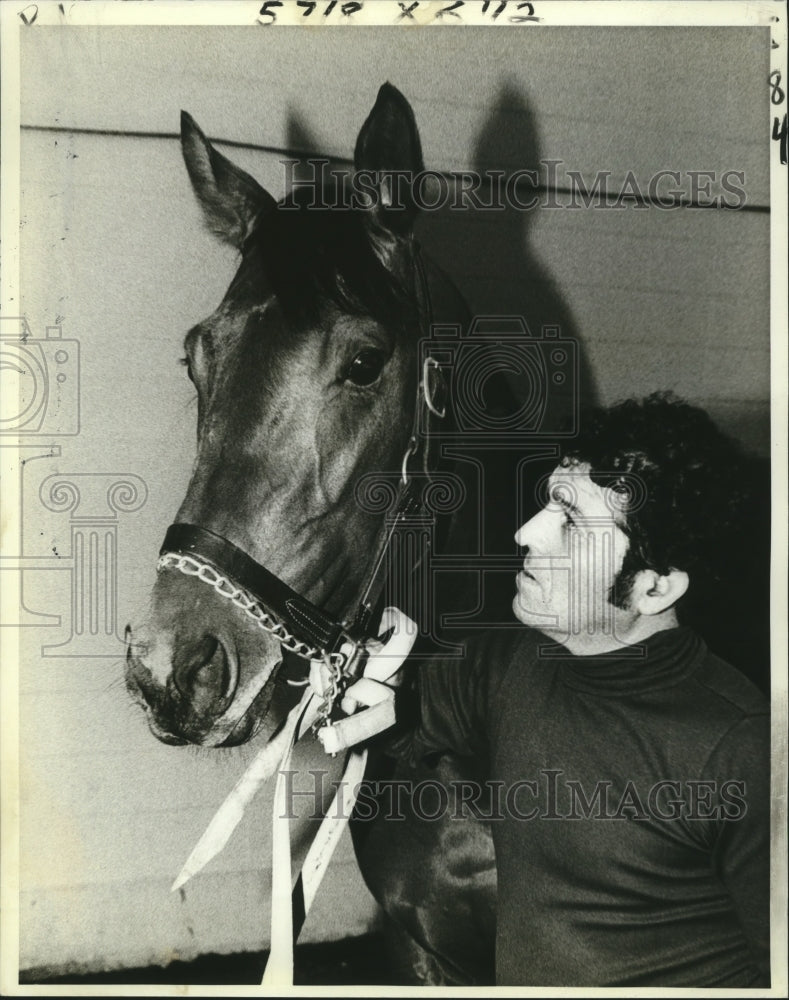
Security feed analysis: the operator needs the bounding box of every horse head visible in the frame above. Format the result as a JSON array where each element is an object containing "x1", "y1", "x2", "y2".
[{"x1": 125, "y1": 84, "x2": 466, "y2": 748}]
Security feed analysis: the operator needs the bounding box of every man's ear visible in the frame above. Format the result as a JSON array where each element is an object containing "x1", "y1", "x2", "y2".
[{"x1": 630, "y1": 568, "x2": 689, "y2": 616}]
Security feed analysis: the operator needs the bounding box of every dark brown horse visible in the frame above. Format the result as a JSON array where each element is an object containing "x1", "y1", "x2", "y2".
[{"x1": 125, "y1": 84, "x2": 496, "y2": 985}]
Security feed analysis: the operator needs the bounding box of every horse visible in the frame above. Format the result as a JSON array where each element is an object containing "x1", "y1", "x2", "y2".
[{"x1": 124, "y1": 83, "x2": 498, "y2": 985}]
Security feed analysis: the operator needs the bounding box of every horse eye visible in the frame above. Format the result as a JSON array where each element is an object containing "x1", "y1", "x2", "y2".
[{"x1": 345, "y1": 348, "x2": 386, "y2": 387}]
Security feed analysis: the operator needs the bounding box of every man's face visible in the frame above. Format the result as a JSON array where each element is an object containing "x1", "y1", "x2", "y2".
[{"x1": 513, "y1": 463, "x2": 636, "y2": 653}]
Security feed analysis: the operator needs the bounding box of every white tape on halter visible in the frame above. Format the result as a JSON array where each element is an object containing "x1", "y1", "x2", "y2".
[{"x1": 318, "y1": 605, "x2": 414, "y2": 755}]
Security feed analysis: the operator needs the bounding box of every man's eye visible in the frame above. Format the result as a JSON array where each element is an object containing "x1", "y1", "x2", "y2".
[
  {"x1": 179, "y1": 356, "x2": 194, "y2": 383},
  {"x1": 344, "y1": 348, "x2": 387, "y2": 387}
]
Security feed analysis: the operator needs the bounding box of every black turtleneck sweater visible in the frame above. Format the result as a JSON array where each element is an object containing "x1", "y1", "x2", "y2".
[{"x1": 400, "y1": 625, "x2": 769, "y2": 987}]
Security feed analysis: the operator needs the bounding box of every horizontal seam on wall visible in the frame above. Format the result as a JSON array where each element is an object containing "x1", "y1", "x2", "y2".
[{"x1": 20, "y1": 124, "x2": 770, "y2": 214}]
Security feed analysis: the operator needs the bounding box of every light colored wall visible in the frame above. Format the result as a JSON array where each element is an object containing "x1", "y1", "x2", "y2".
[{"x1": 16, "y1": 25, "x2": 769, "y2": 975}]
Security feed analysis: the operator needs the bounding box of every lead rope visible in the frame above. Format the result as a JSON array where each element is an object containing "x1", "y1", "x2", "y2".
[
  {"x1": 261, "y1": 607, "x2": 415, "y2": 986},
  {"x1": 261, "y1": 695, "x2": 315, "y2": 986},
  {"x1": 262, "y1": 746, "x2": 369, "y2": 986}
]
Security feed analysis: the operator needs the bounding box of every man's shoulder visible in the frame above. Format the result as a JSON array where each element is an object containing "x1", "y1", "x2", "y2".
[
  {"x1": 453, "y1": 625, "x2": 545, "y2": 678},
  {"x1": 456, "y1": 623, "x2": 545, "y2": 660},
  {"x1": 671, "y1": 641, "x2": 771, "y2": 772},
  {"x1": 678, "y1": 644, "x2": 770, "y2": 785},
  {"x1": 690, "y1": 643, "x2": 770, "y2": 721}
]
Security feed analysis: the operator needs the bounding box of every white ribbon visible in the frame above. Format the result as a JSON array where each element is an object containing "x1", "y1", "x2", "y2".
[
  {"x1": 171, "y1": 606, "x2": 416, "y2": 988},
  {"x1": 171, "y1": 688, "x2": 319, "y2": 893}
]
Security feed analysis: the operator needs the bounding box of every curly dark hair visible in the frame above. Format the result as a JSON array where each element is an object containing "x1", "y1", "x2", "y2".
[{"x1": 561, "y1": 392, "x2": 753, "y2": 611}]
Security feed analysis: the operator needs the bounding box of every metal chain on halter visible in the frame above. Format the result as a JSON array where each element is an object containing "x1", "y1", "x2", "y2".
[
  {"x1": 310, "y1": 653, "x2": 350, "y2": 734},
  {"x1": 156, "y1": 552, "x2": 346, "y2": 672}
]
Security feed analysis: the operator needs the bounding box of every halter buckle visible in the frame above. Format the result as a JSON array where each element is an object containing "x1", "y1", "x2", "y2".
[
  {"x1": 422, "y1": 356, "x2": 446, "y2": 419},
  {"x1": 400, "y1": 435, "x2": 419, "y2": 485}
]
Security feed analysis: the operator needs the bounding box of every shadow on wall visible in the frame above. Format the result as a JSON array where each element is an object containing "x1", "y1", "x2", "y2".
[
  {"x1": 422, "y1": 81, "x2": 599, "y2": 416},
  {"x1": 417, "y1": 83, "x2": 599, "y2": 624}
]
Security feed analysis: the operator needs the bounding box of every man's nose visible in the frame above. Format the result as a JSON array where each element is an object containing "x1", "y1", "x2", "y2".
[{"x1": 515, "y1": 506, "x2": 551, "y2": 547}]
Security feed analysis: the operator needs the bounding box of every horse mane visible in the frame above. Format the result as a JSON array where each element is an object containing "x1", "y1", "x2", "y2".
[{"x1": 237, "y1": 185, "x2": 417, "y2": 335}]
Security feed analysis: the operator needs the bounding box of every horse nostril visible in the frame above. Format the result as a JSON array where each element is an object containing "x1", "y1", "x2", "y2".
[{"x1": 172, "y1": 633, "x2": 235, "y2": 711}]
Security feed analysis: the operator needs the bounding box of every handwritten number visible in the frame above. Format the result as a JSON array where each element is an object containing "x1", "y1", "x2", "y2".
[
  {"x1": 18, "y1": 4, "x2": 38, "y2": 24},
  {"x1": 255, "y1": 0, "x2": 531, "y2": 25},
  {"x1": 510, "y1": 1, "x2": 539, "y2": 22},
  {"x1": 773, "y1": 114, "x2": 788, "y2": 165},
  {"x1": 257, "y1": 0, "x2": 282, "y2": 23},
  {"x1": 436, "y1": 0, "x2": 463, "y2": 17},
  {"x1": 770, "y1": 70, "x2": 785, "y2": 105},
  {"x1": 481, "y1": 0, "x2": 507, "y2": 18},
  {"x1": 262, "y1": 0, "x2": 360, "y2": 19}
]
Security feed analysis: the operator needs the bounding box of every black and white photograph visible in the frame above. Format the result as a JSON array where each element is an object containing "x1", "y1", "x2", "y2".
[{"x1": 1, "y1": 0, "x2": 786, "y2": 993}]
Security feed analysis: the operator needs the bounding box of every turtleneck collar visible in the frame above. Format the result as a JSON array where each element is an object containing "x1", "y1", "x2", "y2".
[{"x1": 540, "y1": 626, "x2": 706, "y2": 696}]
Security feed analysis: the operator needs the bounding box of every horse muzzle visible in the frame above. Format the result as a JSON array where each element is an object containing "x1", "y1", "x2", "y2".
[{"x1": 124, "y1": 624, "x2": 273, "y2": 747}]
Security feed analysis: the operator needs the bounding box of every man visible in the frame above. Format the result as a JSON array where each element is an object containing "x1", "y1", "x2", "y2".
[{"x1": 351, "y1": 392, "x2": 770, "y2": 987}]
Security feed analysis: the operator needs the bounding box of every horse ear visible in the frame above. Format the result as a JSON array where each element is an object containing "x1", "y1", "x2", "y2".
[
  {"x1": 180, "y1": 111, "x2": 276, "y2": 248},
  {"x1": 354, "y1": 83, "x2": 425, "y2": 236}
]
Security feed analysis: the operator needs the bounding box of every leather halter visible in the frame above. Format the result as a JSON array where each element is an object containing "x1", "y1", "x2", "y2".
[{"x1": 157, "y1": 242, "x2": 445, "y2": 675}]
